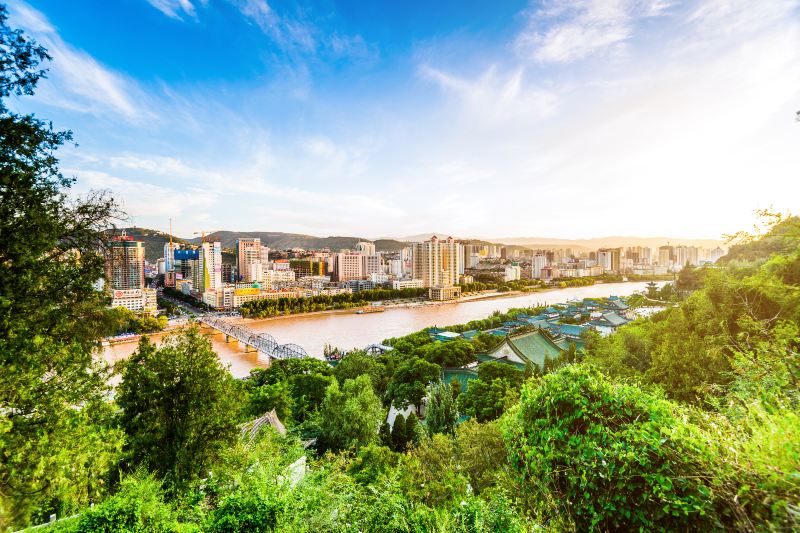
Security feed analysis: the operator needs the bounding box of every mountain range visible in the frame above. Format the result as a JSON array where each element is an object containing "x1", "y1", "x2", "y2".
[{"x1": 113, "y1": 227, "x2": 725, "y2": 263}]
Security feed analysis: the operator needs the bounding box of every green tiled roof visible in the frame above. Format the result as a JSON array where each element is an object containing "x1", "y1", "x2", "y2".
[
  {"x1": 508, "y1": 331, "x2": 562, "y2": 368},
  {"x1": 442, "y1": 368, "x2": 479, "y2": 391}
]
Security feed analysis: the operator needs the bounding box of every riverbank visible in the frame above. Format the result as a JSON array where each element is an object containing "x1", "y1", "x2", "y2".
[{"x1": 236, "y1": 281, "x2": 614, "y2": 326}]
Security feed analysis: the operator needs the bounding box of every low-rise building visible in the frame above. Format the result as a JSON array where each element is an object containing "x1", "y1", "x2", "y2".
[
  {"x1": 391, "y1": 278, "x2": 424, "y2": 290},
  {"x1": 429, "y1": 285, "x2": 461, "y2": 301}
]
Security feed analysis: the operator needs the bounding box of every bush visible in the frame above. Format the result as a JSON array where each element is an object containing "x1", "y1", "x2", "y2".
[
  {"x1": 502, "y1": 365, "x2": 718, "y2": 531},
  {"x1": 71, "y1": 473, "x2": 178, "y2": 532}
]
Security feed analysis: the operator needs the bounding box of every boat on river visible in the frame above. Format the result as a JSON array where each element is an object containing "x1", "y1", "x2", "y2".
[{"x1": 355, "y1": 305, "x2": 385, "y2": 314}]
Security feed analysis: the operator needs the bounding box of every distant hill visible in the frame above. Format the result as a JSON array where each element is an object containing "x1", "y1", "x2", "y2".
[
  {"x1": 186, "y1": 231, "x2": 409, "y2": 252},
  {"x1": 108, "y1": 227, "x2": 188, "y2": 262},
  {"x1": 494, "y1": 235, "x2": 724, "y2": 250}
]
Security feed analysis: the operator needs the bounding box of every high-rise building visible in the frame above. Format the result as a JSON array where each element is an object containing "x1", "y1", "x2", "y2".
[
  {"x1": 532, "y1": 254, "x2": 548, "y2": 279},
  {"x1": 105, "y1": 235, "x2": 156, "y2": 313},
  {"x1": 236, "y1": 238, "x2": 263, "y2": 282},
  {"x1": 411, "y1": 236, "x2": 462, "y2": 288},
  {"x1": 504, "y1": 263, "x2": 521, "y2": 282},
  {"x1": 163, "y1": 242, "x2": 179, "y2": 273},
  {"x1": 333, "y1": 252, "x2": 364, "y2": 281},
  {"x1": 658, "y1": 245, "x2": 675, "y2": 269},
  {"x1": 106, "y1": 235, "x2": 145, "y2": 292},
  {"x1": 195, "y1": 241, "x2": 222, "y2": 292},
  {"x1": 362, "y1": 254, "x2": 381, "y2": 276},
  {"x1": 355, "y1": 241, "x2": 376, "y2": 256},
  {"x1": 597, "y1": 248, "x2": 622, "y2": 273}
]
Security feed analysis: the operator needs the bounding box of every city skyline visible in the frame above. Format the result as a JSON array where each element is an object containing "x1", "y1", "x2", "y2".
[{"x1": 8, "y1": 0, "x2": 800, "y2": 238}]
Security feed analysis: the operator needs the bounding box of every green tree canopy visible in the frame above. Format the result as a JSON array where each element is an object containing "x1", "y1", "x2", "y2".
[
  {"x1": 424, "y1": 380, "x2": 459, "y2": 436},
  {"x1": 386, "y1": 358, "x2": 441, "y2": 410},
  {"x1": 317, "y1": 375, "x2": 385, "y2": 452},
  {"x1": 116, "y1": 328, "x2": 239, "y2": 492}
]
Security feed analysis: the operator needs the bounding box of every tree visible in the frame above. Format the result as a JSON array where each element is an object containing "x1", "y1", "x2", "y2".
[
  {"x1": 386, "y1": 358, "x2": 441, "y2": 410},
  {"x1": 419, "y1": 338, "x2": 476, "y2": 367},
  {"x1": 317, "y1": 375, "x2": 385, "y2": 452},
  {"x1": 404, "y1": 412, "x2": 422, "y2": 448},
  {"x1": 459, "y1": 378, "x2": 518, "y2": 422},
  {"x1": 288, "y1": 372, "x2": 335, "y2": 422},
  {"x1": 334, "y1": 350, "x2": 382, "y2": 392},
  {"x1": 246, "y1": 380, "x2": 293, "y2": 422},
  {"x1": 476, "y1": 361, "x2": 524, "y2": 386},
  {"x1": 116, "y1": 329, "x2": 239, "y2": 492},
  {"x1": 424, "y1": 380, "x2": 459, "y2": 436},
  {"x1": 454, "y1": 420, "x2": 507, "y2": 494},
  {"x1": 390, "y1": 414, "x2": 407, "y2": 452},
  {"x1": 0, "y1": 8, "x2": 123, "y2": 527}
]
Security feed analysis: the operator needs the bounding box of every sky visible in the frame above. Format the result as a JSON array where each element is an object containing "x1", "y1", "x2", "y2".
[{"x1": 7, "y1": 0, "x2": 800, "y2": 240}]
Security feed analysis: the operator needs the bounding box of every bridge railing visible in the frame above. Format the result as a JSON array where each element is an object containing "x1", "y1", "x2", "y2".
[{"x1": 199, "y1": 314, "x2": 308, "y2": 359}]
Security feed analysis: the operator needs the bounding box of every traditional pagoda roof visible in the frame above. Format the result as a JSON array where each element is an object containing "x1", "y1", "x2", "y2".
[
  {"x1": 442, "y1": 368, "x2": 479, "y2": 392},
  {"x1": 461, "y1": 329, "x2": 479, "y2": 340},
  {"x1": 479, "y1": 330, "x2": 563, "y2": 370},
  {"x1": 556, "y1": 323, "x2": 589, "y2": 338}
]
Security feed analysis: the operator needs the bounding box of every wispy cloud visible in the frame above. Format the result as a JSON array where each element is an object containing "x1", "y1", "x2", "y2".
[
  {"x1": 145, "y1": 0, "x2": 198, "y2": 20},
  {"x1": 516, "y1": 0, "x2": 672, "y2": 63},
  {"x1": 10, "y1": 2, "x2": 152, "y2": 122}
]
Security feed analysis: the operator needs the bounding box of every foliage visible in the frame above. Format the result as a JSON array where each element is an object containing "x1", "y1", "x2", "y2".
[
  {"x1": 476, "y1": 361, "x2": 524, "y2": 385},
  {"x1": 459, "y1": 378, "x2": 519, "y2": 423},
  {"x1": 503, "y1": 365, "x2": 722, "y2": 531},
  {"x1": 402, "y1": 433, "x2": 470, "y2": 507},
  {"x1": 67, "y1": 472, "x2": 180, "y2": 533},
  {"x1": 316, "y1": 375, "x2": 385, "y2": 452},
  {"x1": 240, "y1": 287, "x2": 428, "y2": 318},
  {"x1": 454, "y1": 420, "x2": 509, "y2": 495},
  {"x1": 386, "y1": 358, "x2": 441, "y2": 410},
  {"x1": 245, "y1": 380, "x2": 293, "y2": 422},
  {"x1": 417, "y1": 338, "x2": 477, "y2": 367},
  {"x1": 333, "y1": 350, "x2": 387, "y2": 396},
  {"x1": 115, "y1": 329, "x2": 239, "y2": 493},
  {"x1": 424, "y1": 380, "x2": 459, "y2": 436}
]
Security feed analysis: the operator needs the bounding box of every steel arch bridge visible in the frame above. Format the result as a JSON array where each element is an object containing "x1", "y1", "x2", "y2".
[{"x1": 199, "y1": 314, "x2": 308, "y2": 360}]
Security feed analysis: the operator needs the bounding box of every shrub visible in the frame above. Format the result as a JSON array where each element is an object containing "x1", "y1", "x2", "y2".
[{"x1": 502, "y1": 365, "x2": 718, "y2": 531}]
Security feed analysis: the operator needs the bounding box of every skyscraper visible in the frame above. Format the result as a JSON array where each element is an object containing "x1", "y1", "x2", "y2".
[
  {"x1": 411, "y1": 236, "x2": 462, "y2": 288},
  {"x1": 195, "y1": 241, "x2": 222, "y2": 292},
  {"x1": 106, "y1": 235, "x2": 145, "y2": 292},
  {"x1": 236, "y1": 238, "x2": 262, "y2": 282},
  {"x1": 105, "y1": 234, "x2": 155, "y2": 313}
]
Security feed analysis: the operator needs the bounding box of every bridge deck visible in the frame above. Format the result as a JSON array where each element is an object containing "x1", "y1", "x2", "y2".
[{"x1": 199, "y1": 315, "x2": 308, "y2": 360}]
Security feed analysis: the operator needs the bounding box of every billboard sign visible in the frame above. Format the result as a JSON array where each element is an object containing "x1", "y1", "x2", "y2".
[
  {"x1": 113, "y1": 289, "x2": 142, "y2": 299},
  {"x1": 174, "y1": 249, "x2": 199, "y2": 260},
  {"x1": 234, "y1": 288, "x2": 260, "y2": 296}
]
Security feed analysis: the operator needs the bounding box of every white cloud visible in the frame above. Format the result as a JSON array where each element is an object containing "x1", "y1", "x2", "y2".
[
  {"x1": 145, "y1": 0, "x2": 198, "y2": 20},
  {"x1": 227, "y1": 0, "x2": 316, "y2": 52},
  {"x1": 516, "y1": 0, "x2": 672, "y2": 63},
  {"x1": 9, "y1": 2, "x2": 152, "y2": 122},
  {"x1": 418, "y1": 64, "x2": 559, "y2": 124}
]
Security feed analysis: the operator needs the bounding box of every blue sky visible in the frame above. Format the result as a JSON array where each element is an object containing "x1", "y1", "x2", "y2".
[{"x1": 8, "y1": 0, "x2": 800, "y2": 239}]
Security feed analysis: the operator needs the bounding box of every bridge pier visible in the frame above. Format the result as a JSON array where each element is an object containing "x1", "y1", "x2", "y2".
[
  {"x1": 225, "y1": 334, "x2": 230, "y2": 343},
  {"x1": 243, "y1": 344, "x2": 252, "y2": 353}
]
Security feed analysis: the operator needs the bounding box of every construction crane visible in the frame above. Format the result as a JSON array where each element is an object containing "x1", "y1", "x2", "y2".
[{"x1": 193, "y1": 231, "x2": 210, "y2": 243}]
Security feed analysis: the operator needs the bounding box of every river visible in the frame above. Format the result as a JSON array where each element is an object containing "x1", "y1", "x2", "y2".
[{"x1": 101, "y1": 281, "x2": 659, "y2": 378}]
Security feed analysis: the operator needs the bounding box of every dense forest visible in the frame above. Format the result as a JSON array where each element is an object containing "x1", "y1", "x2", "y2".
[{"x1": 1, "y1": 8, "x2": 798, "y2": 531}]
